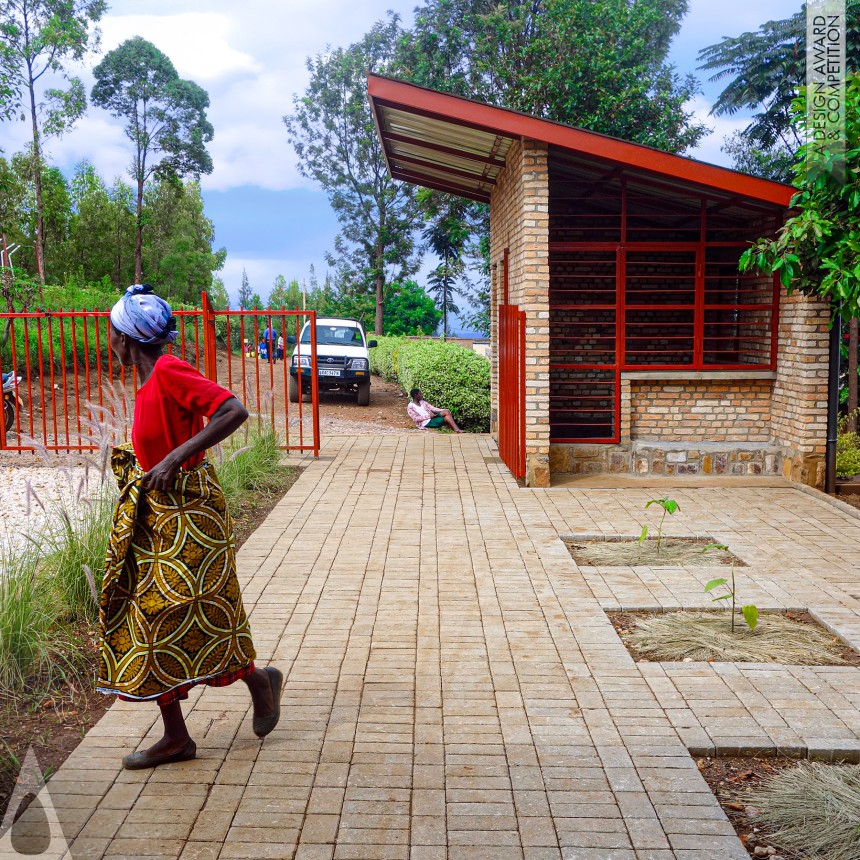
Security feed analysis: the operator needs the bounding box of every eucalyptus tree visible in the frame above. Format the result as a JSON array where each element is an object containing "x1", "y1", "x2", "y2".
[
  {"x1": 91, "y1": 36, "x2": 214, "y2": 283},
  {"x1": 0, "y1": 0, "x2": 107, "y2": 281},
  {"x1": 284, "y1": 16, "x2": 421, "y2": 335}
]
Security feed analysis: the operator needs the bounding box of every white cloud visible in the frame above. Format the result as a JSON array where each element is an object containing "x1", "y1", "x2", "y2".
[
  {"x1": 682, "y1": 95, "x2": 751, "y2": 168},
  {"x1": 99, "y1": 14, "x2": 261, "y2": 81},
  {"x1": 0, "y1": 0, "x2": 411, "y2": 193}
]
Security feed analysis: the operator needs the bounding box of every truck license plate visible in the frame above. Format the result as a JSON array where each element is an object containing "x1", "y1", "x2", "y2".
[{"x1": 319, "y1": 368, "x2": 341, "y2": 377}]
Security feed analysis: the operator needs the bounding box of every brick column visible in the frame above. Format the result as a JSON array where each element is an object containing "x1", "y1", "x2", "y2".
[
  {"x1": 770, "y1": 289, "x2": 830, "y2": 487},
  {"x1": 490, "y1": 139, "x2": 551, "y2": 486}
]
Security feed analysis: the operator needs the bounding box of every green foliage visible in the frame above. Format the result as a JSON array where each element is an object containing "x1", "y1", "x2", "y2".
[
  {"x1": 214, "y1": 431, "x2": 285, "y2": 507},
  {"x1": 698, "y1": 2, "x2": 860, "y2": 179},
  {"x1": 720, "y1": 130, "x2": 796, "y2": 183},
  {"x1": 402, "y1": 0, "x2": 707, "y2": 153},
  {"x1": 41, "y1": 490, "x2": 114, "y2": 621},
  {"x1": 142, "y1": 178, "x2": 225, "y2": 304},
  {"x1": 284, "y1": 16, "x2": 421, "y2": 335},
  {"x1": 238, "y1": 268, "x2": 253, "y2": 310},
  {"x1": 368, "y1": 335, "x2": 407, "y2": 382},
  {"x1": 640, "y1": 496, "x2": 679, "y2": 555},
  {"x1": 836, "y1": 447, "x2": 860, "y2": 478},
  {"x1": 703, "y1": 543, "x2": 758, "y2": 633},
  {"x1": 370, "y1": 336, "x2": 490, "y2": 431},
  {"x1": 0, "y1": 533, "x2": 77, "y2": 698},
  {"x1": 1, "y1": 153, "x2": 223, "y2": 294},
  {"x1": 92, "y1": 36, "x2": 214, "y2": 281},
  {"x1": 0, "y1": 0, "x2": 107, "y2": 275},
  {"x1": 739, "y1": 74, "x2": 860, "y2": 321},
  {"x1": 383, "y1": 281, "x2": 441, "y2": 335}
]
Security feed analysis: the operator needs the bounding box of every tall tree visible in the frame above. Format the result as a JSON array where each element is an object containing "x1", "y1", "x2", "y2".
[
  {"x1": 142, "y1": 177, "x2": 225, "y2": 304},
  {"x1": 284, "y1": 16, "x2": 422, "y2": 334},
  {"x1": 401, "y1": 0, "x2": 707, "y2": 151},
  {"x1": 0, "y1": 0, "x2": 107, "y2": 282},
  {"x1": 420, "y1": 191, "x2": 471, "y2": 337},
  {"x1": 698, "y1": 1, "x2": 860, "y2": 180},
  {"x1": 238, "y1": 267, "x2": 252, "y2": 310},
  {"x1": 91, "y1": 36, "x2": 214, "y2": 283},
  {"x1": 209, "y1": 275, "x2": 229, "y2": 310}
]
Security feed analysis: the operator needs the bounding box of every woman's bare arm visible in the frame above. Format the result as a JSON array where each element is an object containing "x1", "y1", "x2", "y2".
[{"x1": 141, "y1": 397, "x2": 249, "y2": 491}]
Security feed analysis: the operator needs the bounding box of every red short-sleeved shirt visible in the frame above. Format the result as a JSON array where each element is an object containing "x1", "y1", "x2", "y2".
[{"x1": 132, "y1": 354, "x2": 235, "y2": 472}]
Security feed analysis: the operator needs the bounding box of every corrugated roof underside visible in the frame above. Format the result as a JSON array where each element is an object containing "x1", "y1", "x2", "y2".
[{"x1": 379, "y1": 106, "x2": 514, "y2": 201}]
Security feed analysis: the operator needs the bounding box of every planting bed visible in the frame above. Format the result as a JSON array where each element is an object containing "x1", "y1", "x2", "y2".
[
  {"x1": 564, "y1": 535, "x2": 742, "y2": 567},
  {"x1": 700, "y1": 755, "x2": 860, "y2": 859},
  {"x1": 609, "y1": 610, "x2": 860, "y2": 665}
]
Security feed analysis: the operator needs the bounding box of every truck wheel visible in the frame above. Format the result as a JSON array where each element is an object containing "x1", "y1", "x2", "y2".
[
  {"x1": 3, "y1": 398, "x2": 15, "y2": 433},
  {"x1": 356, "y1": 380, "x2": 371, "y2": 406},
  {"x1": 288, "y1": 375, "x2": 299, "y2": 403}
]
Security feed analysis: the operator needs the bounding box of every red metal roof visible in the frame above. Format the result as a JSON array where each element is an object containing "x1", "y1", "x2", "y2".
[{"x1": 368, "y1": 74, "x2": 795, "y2": 209}]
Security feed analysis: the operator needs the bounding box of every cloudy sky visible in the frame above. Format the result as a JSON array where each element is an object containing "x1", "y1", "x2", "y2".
[{"x1": 0, "y1": 0, "x2": 796, "y2": 307}]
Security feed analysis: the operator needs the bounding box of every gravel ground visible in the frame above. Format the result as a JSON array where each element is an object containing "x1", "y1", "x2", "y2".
[{"x1": 0, "y1": 463, "x2": 100, "y2": 557}]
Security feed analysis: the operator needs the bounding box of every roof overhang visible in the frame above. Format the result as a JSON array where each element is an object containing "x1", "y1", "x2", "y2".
[{"x1": 368, "y1": 74, "x2": 795, "y2": 209}]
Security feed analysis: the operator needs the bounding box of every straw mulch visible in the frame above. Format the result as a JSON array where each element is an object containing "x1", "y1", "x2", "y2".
[
  {"x1": 625, "y1": 611, "x2": 852, "y2": 664},
  {"x1": 565, "y1": 537, "x2": 737, "y2": 567}
]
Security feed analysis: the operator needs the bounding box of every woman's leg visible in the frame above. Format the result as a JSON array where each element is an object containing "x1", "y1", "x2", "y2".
[
  {"x1": 441, "y1": 410, "x2": 463, "y2": 433},
  {"x1": 137, "y1": 701, "x2": 192, "y2": 757}
]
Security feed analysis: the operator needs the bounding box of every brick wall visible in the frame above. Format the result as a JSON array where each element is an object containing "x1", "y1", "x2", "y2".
[
  {"x1": 630, "y1": 380, "x2": 772, "y2": 442},
  {"x1": 490, "y1": 138, "x2": 551, "y2": 486},
  {"x1": 771, "y1": 289, "x2": 830, "y2": 485}
]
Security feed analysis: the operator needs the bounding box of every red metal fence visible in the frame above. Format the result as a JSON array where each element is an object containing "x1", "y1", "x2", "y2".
[
  {"x1": 0, "y1": 293, "x2": 320, "y2": 456},
  {"x1": 498, "y1": 303, "x2": 526, "y2": 480}
]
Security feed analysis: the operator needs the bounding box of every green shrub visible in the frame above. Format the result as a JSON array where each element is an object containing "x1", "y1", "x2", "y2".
[
  {"x1": 370, "y1": 337, "x2": 491, "y2": 431},
  {"x1": 837, "y1": 431, "x2": 860, "y2": 452},
  {"x1": 398, "y1": 340, "x2": 490, "y2": 432},
  {"x1": 836, "y1": 446, "x2": 860, "y2": 477},
  {"x1": 369, "y1": 336, "x2": 408, "y2": 383}
]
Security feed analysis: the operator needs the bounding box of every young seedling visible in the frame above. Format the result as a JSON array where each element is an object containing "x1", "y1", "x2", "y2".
[
  {"x1": 639, "y1": 496, "x2": 679, "y2": 555},
  {"x1": 703, "y1": 543, "x2": 758, "y2": 633}
]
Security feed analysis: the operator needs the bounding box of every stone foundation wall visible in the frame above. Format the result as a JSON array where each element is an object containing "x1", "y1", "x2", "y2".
[{"x1": 550, "y1": 441, "x2": 784, "y2": 478}]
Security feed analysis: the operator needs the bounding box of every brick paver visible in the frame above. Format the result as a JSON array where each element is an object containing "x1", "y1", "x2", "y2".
[{"x1": 8, "y1": 434, "x2": 860, "y2": 859}]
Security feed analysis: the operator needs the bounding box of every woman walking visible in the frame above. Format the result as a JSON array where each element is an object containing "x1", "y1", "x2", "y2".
[{"x1": 98, "y1": 284, "x2": 282, "y2": 770}]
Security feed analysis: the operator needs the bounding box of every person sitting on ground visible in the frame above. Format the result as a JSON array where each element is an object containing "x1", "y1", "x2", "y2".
[{"x1": 407, "y1": 388, "x2": 463, "y2": 433}]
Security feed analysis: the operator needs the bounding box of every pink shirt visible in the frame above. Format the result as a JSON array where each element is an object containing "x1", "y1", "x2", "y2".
[{"x1": 407, "y1": 399, "x2": 441, "y2": 429}]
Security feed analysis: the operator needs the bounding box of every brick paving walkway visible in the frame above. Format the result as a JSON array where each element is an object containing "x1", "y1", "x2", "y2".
[{"x1": 7, "y1": 434, "x2": 860, "y2": 860}]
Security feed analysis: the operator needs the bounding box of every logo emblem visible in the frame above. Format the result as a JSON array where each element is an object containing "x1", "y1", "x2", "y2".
[{"x1": 326, "y1": 357, "x2": 334, "y2": 363}]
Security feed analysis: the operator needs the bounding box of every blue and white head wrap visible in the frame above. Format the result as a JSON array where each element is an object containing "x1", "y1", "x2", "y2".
[{"x1": 110, "y1": 284, "x2": 178, "y2": 345}]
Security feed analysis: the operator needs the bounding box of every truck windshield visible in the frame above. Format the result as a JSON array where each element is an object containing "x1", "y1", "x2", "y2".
[{"x1": 301, "y1": 325, "x2": 364, "y2": 346}]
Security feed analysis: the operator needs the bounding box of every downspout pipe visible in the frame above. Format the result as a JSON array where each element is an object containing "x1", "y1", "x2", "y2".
[{"x1": 826, "y1": 310, "x2": 842, "y2": 494}]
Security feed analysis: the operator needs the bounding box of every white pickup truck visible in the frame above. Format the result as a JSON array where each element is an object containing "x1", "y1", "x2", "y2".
[{"x1": 288, "y1": 317, "x2": 377, "y2": 406}]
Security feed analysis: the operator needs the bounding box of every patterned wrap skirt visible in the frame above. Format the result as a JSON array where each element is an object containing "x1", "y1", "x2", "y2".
[{"x1": 97, "y1": 444, "x2": 257, "y2": 701}]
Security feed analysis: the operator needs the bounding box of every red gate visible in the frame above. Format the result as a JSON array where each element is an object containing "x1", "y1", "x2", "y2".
[
  {"x1": 498, "y1": 303, "x2": 526, "y2": 480},
  {"x1": 0, "y1": 293, "x2": 320, "y2": 456}
]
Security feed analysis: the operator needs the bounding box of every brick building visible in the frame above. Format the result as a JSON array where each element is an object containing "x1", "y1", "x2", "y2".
[{"x1": 368, "y1": 75, "x2": 829, "y2": 488}]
